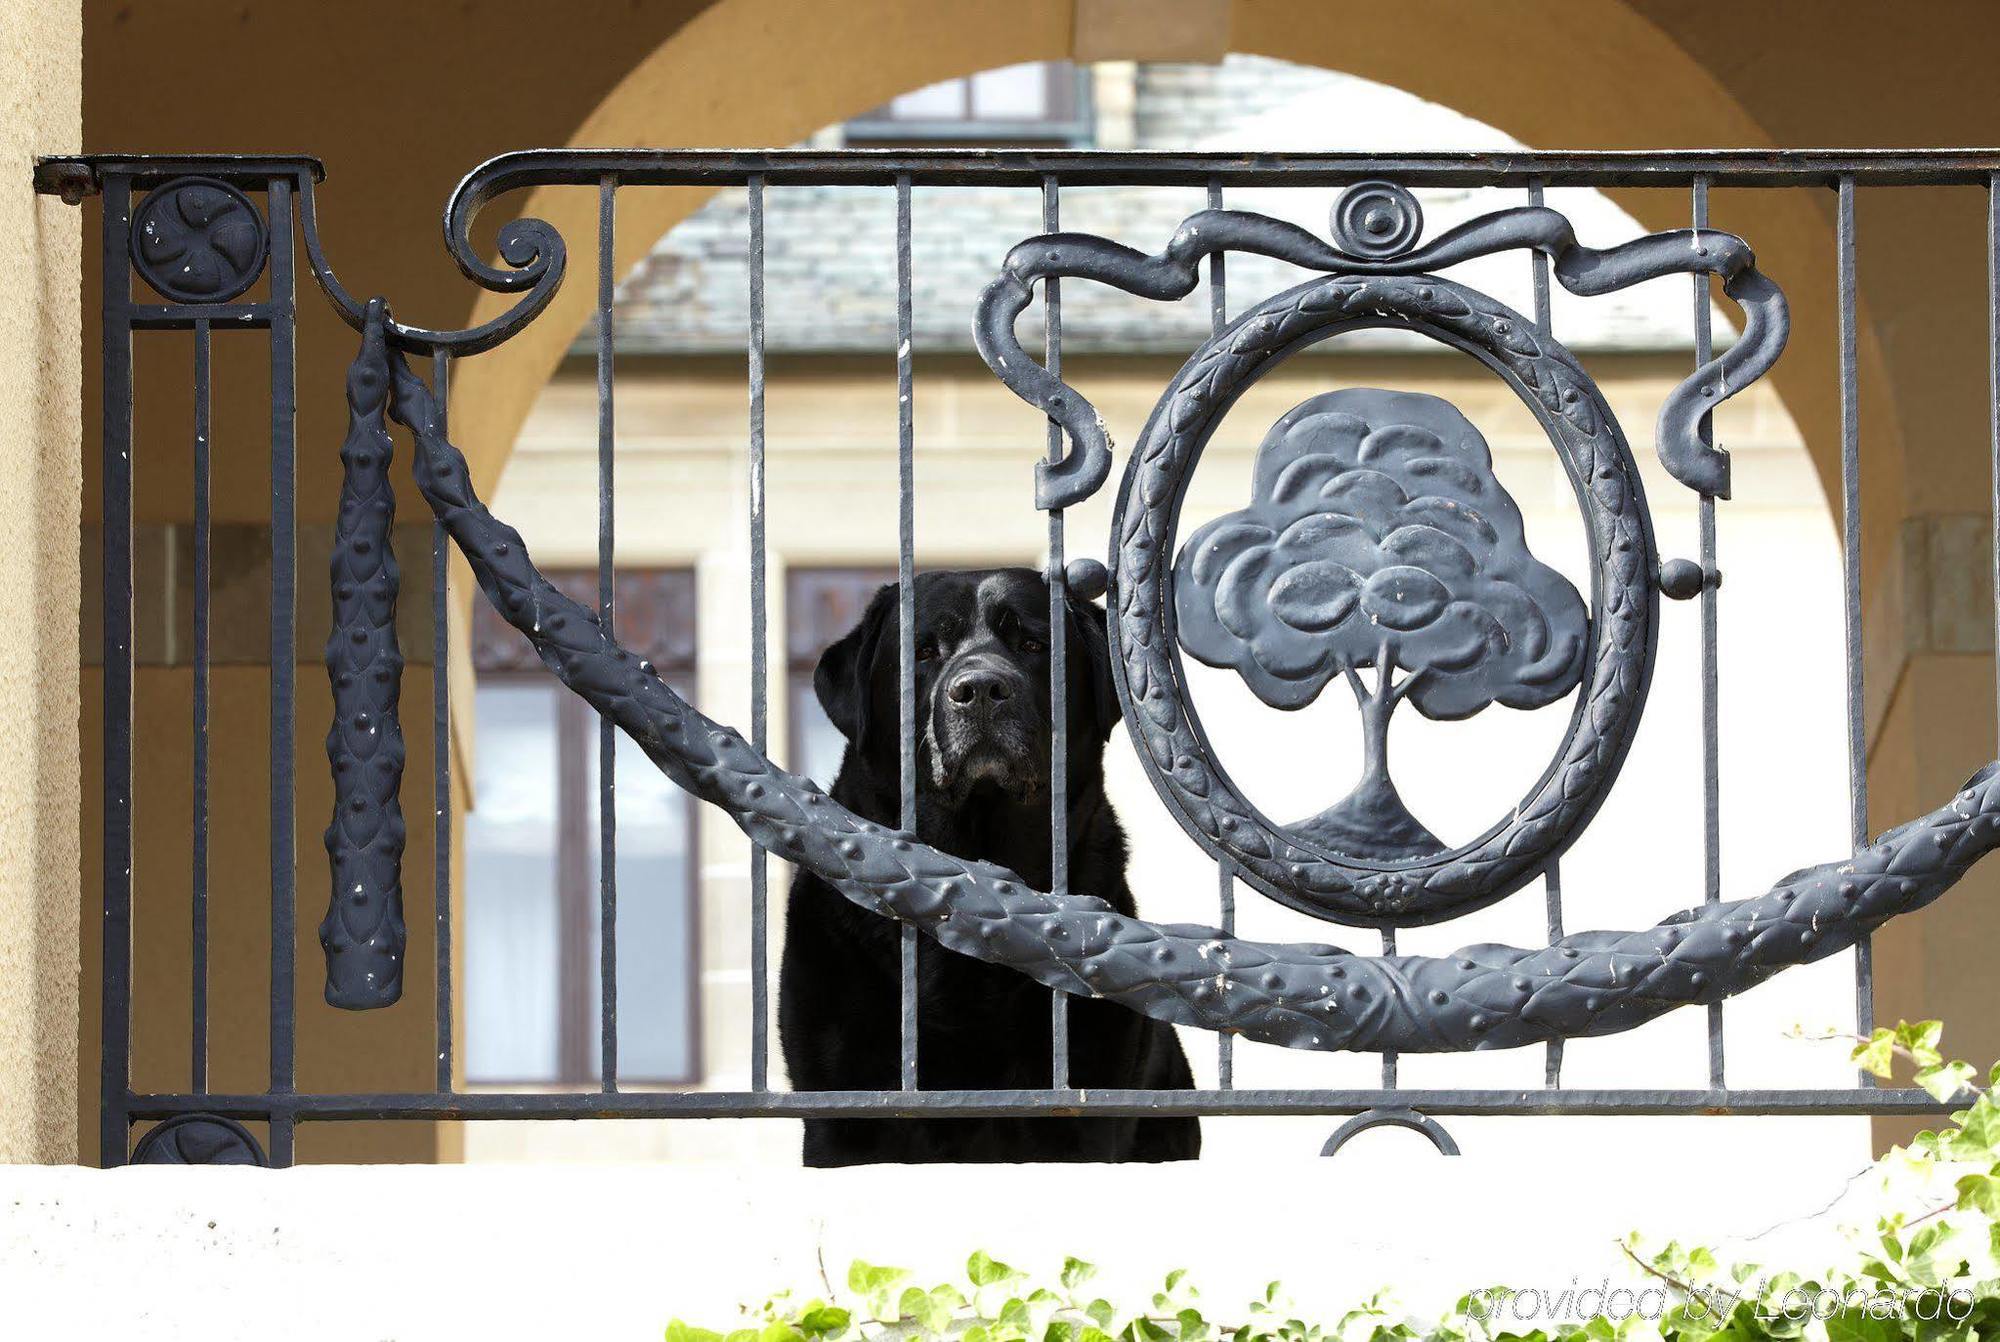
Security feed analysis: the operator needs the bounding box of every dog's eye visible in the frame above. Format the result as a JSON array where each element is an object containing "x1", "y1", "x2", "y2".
[
  {"x1": 1020, "y1": 637, "x2": 1044, "y2": 654},
  {"x1": 916, "y1": 641, "x2": 940, "y2": 663}
]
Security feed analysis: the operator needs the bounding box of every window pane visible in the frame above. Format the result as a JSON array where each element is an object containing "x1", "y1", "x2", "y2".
[
  {"x1": 585, "y1": 712, "x2": 697, "y2": 1082},
  {"x1": 465, "y1": 682, "x2": 562, "y2": 1083},
  {"x1": 970, "y1": 63, "x2": 1050, "y2": 120},
  {"x1": 790, "y1": 677, "x2": 850, "y2": 789},
  {"x1": 888, "y1": 77, "x2": 967, "y2": 121}
]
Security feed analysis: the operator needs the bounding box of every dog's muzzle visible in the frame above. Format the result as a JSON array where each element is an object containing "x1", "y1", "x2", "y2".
[{"x1": 930, "y1": 652, "x2": 1043, "y2": 797}]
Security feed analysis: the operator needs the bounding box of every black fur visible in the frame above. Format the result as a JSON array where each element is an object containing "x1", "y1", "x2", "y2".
[{"x1": 779, "y1": 568, "x2": 1200, "y2": 1165}]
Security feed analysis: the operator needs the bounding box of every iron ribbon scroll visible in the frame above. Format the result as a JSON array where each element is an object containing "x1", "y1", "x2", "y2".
[
  {"x1": 1109, "y1": 273, "x2": 1658, "y2": 926},
  {"x1": 319, "y1": 300, "x2": 408, "y2": 1009}
]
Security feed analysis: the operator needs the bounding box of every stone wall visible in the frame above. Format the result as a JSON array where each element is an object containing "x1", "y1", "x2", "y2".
[{"x1": 0, "y1": 0, "x2": 81, "y2": 1164}]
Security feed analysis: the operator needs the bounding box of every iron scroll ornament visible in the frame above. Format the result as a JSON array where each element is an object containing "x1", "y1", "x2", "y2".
[
  {"x1": 1105, "y1": 277, "x2": 1653, "y2": 924},
  {"x1": 973, "y1": 195, "x2": 1789, "y2": 505},
  {"x1": 370, "y1": 309, "x2": 2000, "y2": 1057},
  {"x1": 298, "y1": 159, "x2": 568, "y2": 355}
]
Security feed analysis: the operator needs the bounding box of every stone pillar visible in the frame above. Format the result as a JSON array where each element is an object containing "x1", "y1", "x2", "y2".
[
  {"x1": 1868, "y1": 514, "x2": 2000, "y2": 1150},
  {"x1": 0, "y1": 0, "x2": 82, "y2": 1163}
]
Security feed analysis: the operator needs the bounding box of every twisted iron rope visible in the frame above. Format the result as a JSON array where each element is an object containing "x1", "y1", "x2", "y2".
[{"x1": 318, "y1": 300, "x2": 406, "y2": 1009}]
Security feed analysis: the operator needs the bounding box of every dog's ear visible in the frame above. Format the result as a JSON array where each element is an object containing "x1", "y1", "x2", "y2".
[
  {"x1": 814, "y1": 583, "x2": 896, "y2": 754},
  {"x1": 1066, "y1": 591, "x2": 1123, "y2": 744}
]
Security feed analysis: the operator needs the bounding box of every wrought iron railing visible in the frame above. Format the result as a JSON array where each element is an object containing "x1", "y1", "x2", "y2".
[{"x1": 38, "y1": 148, "x2": 2000, "y2": 1168}]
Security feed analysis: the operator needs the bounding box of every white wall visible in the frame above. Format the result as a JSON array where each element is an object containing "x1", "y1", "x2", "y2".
[{"x1": 0, "y1": 1147, "x2": 1884, "y2": 1341}]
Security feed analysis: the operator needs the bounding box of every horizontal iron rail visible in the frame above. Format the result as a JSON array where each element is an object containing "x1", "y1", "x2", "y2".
[
  {"x1": 129, "y1": 304, "x2": 271, "y2": 330},
  {"x1": 37, "y1": 148, "x2": 2000, "y2": 198},
  {"x1": 124, "y1": 1087, "x2": 1953, "y2": 1122}
]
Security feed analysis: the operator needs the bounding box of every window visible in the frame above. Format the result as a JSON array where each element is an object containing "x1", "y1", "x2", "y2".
[
  {"x1": 845, "y1": 62, "x2": 1092, "y2": 146},
  {"x1": 787, "y1": 567, "x2": 895, "y2": 787},
  {"x1": 464, "y1": 570, "x2": 700, "y2": 1086}
]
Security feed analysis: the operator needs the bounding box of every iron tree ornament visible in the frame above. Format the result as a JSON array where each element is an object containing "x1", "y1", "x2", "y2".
[{"x1": 1174, "y1": 388, "x2": 1588, "y2": 860}]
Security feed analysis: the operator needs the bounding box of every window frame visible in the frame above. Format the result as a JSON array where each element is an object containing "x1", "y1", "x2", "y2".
[
  {"x1": 785, "y1": 566, "x2": 898, "y2": 785},
  {"x1": 464, "y1": 568, "x2": 704, "y2": 1090},
  {"x1": 843, "y1": 62, "x2": 1094, "y2": 147}
]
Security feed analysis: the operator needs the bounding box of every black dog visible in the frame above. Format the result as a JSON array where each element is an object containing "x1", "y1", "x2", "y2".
[{"x1": 779, "y1": 568, "x2": 1199, "y2": 1165}]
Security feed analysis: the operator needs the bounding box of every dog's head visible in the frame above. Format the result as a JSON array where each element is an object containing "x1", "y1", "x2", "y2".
[{"x1": 814, "y1": 568, "x2": 1121, "y2": 806}]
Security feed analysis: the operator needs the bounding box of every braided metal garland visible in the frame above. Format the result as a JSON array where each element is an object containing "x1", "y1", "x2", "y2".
[
  {"x1": 382, "y1": 336, "x2": 2000, "y2": 1056},
  {"x1": 1110, "y1": 274, "x2": 1655, "y2": 926},
  {"x1": 319, "y1": 300, "x2": 407, "y2": 1009}
]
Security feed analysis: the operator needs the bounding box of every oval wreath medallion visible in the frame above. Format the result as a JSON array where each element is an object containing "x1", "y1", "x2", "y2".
[{"x1": 1108, "y1": 272, "x2": 1659, "y2": 926}]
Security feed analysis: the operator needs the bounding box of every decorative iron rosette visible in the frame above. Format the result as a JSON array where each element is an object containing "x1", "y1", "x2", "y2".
[
  {"x1": 130, "y1": 177, "x2": 268, "y2": 304},
  {"x1": 130, "y1": 1114, "x2": 269, "y2": 1166}
]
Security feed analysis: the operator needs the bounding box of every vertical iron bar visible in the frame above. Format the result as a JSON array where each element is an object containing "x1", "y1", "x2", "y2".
[
  {"x1": 1543, "y1": 865, "x2": 1565, "y2": 1088},
  {"x1": 1837, "y1": 177, "x2": 1873, "y2": 1061},
  {"x1": 100, "y1": 172, "x2": 134, "y2": 1167},
  {"x1": 896, "y1": 174, "x2": 919, "y2": 1092},
  {"x1": 1207, "y1": 176, "x2": 1234, "y2": 1092},
  {"x1": 1206, "y1": 177, "x2": 1228, "y2": 332},
  {"x1": 191, "y1": 317, "x2": 211, "y2": 1094},
  {"x1": 748, "y1": 174, "x2": 770, "y2": 1093},
  {"x1": 1529, "y1": 181, "x2": 1565, "y2": 1090},
  {"x1": 1989, "y1": 172, "x2": 1999, "y2": 760},
  {"x1": 267, "y1": 175, "x2": 298, "y2": 1166},
  {"x1": 431, "y1": 350, "x2": 453, "y2": 1093},
  {"x1": 1216, "y1": 860, "x2": 1235, "y2": 1090},
  {"x1": 596, "y1": 175, "x2": 619, "y2": 1093},
  {"x1": 1043, "y1": 174, "x2": 1071, "y2": 1091},
  {"x1": 1379, "y1": 927, "x2": 1397, "y2": 1089},
  {"x1": 1527, "y1": 180, "x2": 1552, "y2": 323},
  {"x1": 1693, "y1": 177, "x2": 1726, "y2": 1088}
]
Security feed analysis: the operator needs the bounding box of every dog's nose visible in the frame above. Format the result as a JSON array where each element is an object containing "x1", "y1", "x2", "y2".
[{"x1": 947, "y1": 668, "x2": 1014, "y2": 706}]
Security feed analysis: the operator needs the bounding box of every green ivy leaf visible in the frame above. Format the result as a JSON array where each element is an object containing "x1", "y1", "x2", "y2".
[
  {"x1": 848, "y1": 1260, "x2": 910, "y2": 1299},
  {"x1": 1063, "y1": 1259, "x2": 1099, "y2": 1292},
  {"x1": 1853, "y1": 1031, "x2": 1898, "y2": 1081},
  {"x1": 1919, "y1": 1061, "x2": 1978, "y2": 1103},
  {"x1": 998, "y1": 1299, "x2": 1033, "y2": 1337},
  {"x1": 1898, "y1": 1020, "x2": 1947, "y2": 1066},
  {"x1": 1958, "y1": 1173, "x2": 2000, "y2": 1216},
  {"x1": 1180, "y1": 1308, "x2": 1213, "y2": 1342},
  {"x1": 797, "y1": 1306, "x2": 851, "y2": 1339},
  {"x1": 1085, "y1": 1300, "x2": 1116, "y2": 1331},
  {"x1": 971, "y1": 1252, "x2": 1024, "y2": 1289},
  {"x1": 898, "y1": 1287, "x2": 939, "y2": 1334},
  {"x1": 666, "y1": 1323, "x2": 726, "y2": 1342}
]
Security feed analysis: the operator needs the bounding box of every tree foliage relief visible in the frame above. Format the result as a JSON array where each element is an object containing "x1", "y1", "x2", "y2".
[{"x1": 1174, "y1": 389, "x2": 1588, "y2": 858}]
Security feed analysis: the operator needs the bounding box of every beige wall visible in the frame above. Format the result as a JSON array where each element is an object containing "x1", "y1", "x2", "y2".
[
  {"x1": 0, "y1": 0, "x2": 81, "y2": 1163},
  {"x1": 60, "y1": 0, "x2": 2000, "y2": 1162}
]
